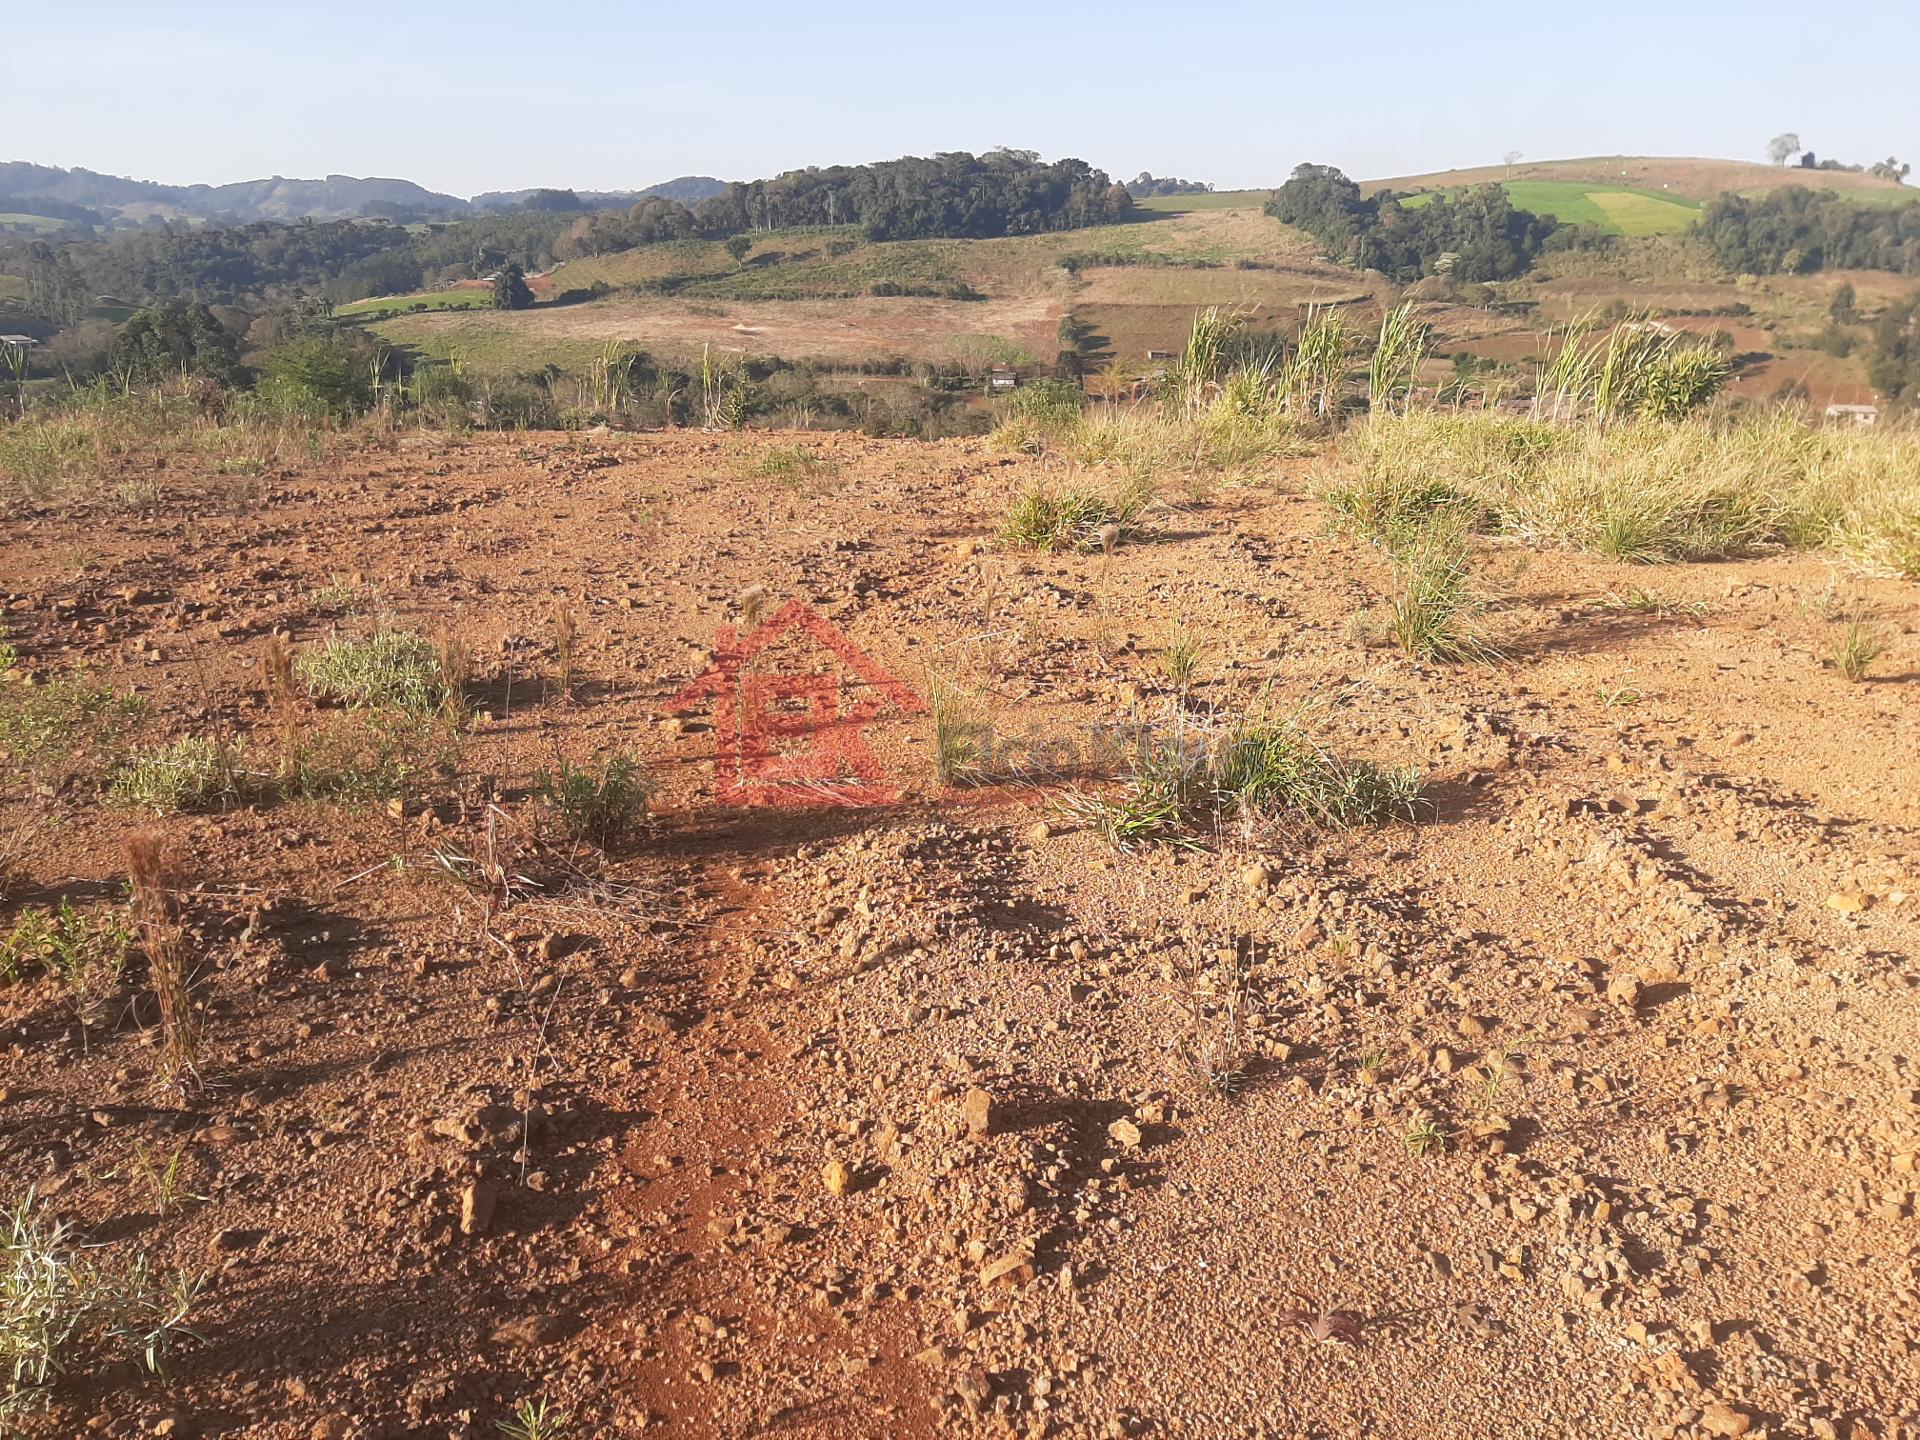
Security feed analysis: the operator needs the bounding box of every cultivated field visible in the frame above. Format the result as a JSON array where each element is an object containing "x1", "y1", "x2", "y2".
[{"x1": 1401, "y1": 181, "x2": 1701, "y2": 237}]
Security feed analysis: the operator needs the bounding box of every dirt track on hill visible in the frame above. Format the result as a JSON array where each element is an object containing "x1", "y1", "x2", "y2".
[{"x1": 2, "y1": 430, "x2": 1918, "y2": 1439}]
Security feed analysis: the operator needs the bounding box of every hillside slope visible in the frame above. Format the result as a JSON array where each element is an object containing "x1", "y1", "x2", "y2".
[{"x1": 1365, "y1": 154, "x2": 1912, "y2": 203}]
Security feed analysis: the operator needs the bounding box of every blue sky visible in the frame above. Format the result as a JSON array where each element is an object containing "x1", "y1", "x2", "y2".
[{"x1": 12, "y1": 1, "x2": 1917, "y2": 196}]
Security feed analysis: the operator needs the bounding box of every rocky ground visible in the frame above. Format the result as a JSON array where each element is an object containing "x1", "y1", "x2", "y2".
[{"x1": 1, "y1": 429, "x2": 1916, "y2": 1439}]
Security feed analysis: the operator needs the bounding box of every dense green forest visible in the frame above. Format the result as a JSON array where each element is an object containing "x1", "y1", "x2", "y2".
[
  {"x1": 557, "y1": 149, "x2": 1129, "y2": 255},
  {"x1": 1265, "y1": 164, "x2": 1600, "y2": 281},
  {"x1": 1700, "y1": 188, "x2": 1920, "y2": 274}
]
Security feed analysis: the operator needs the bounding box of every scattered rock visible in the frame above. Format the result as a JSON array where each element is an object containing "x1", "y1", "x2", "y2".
[
  {"x1": 961, "y1": 1087, "x2": 994, "y2": 1137},
  {"x1": 821, "y1": 1159, "x2": 852, "y2": 1197},
  {"x1": 491, "y1": 1313, "x2": 566, "y2": 1349},
  {"x1": 458, "y1": 1179, "x2": 497, "y2": 1236},
  {"x1": 1700, "y1": 1402, "x2": 1752, "y2": 1437}
]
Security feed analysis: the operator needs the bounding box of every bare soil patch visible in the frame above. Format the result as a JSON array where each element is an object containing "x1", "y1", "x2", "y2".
[{"x1": 2, "y1": 431, "x2": 1918, "y2": 1438}]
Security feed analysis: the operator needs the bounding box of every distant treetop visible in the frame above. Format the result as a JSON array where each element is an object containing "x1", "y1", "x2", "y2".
[{"x1": 1127, "y1": 173, "x2": 1215, "y2": 198}]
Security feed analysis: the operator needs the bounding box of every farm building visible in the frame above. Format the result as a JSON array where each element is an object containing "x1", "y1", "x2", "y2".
[
  {"x1": 1824, "y1": 403, "x2": 1880, "y2": 427},
  {"x1": 0, "y1": 334, "x2": 37, "y2": 356},
  {"x1": 985, "y1": 366, "x2": 1019, "y2": 393}
]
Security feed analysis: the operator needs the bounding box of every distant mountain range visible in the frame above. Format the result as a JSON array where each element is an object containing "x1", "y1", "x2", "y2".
[{"x1": 0, "y1": 162, "x2": 732, "y2": 226}]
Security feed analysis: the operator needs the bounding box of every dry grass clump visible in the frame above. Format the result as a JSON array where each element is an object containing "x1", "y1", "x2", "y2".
[
  {"x1": 1832, "y1": 609, "x2": 1886, "y2": 682},
  {"x1": 996, "y1": 308, "x2": 1321, "y2": 480},
  {"x1": 1334, "y1": 410, "x2": 1920, "y2": 572},
  {"x1": 291, "y1": 709, "x2": 461, "y2": 804},
  {"x1": 1001, "y1": 473, "x2": 1157, "y2": 552},
  {"x1": 1063, "y1": 699, "x2": 1421, "y2": 849},
  {"x1": 928, "y1": 676, "x2": 997, "y2": 785},
  {"x1": 1383, "y1": 516, "x2": 1499, "y2": 664},
  {"x1": 126, "y1": 834, "x2": 199, "y2": 1088},
  {"x1": 1536, "y1": 315, "x2": 1731, "y2": 422},
  {"x1": 2, "y1": 386, "x2": 329, "y2": 512}
]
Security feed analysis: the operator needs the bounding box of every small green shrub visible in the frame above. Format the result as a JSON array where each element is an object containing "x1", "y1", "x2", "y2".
[
  {"x1": 1008, "y1": 377, "x2": 1083, "y2": 428},
  {"x1": 297, "y1": 630, "x2": 451, "y2": 713},
  {"x1": 1062, "y1": 700, "x2": 1422, "y2": 850},
  {"x1": 741, "y1": 444, "x2": 840, "y2": 488},
  {"x1": 257, "y1": 336, "x2": 374, "y2": 419},
  {"x1": 1, "y1": 1190, "x2": 203, "y2": 1420},
  {"x1": 536, "y1": 753, "x2": 652, "y2": 847},
  {"x1": 291, "y1": 711, "x2": 461, "y2": 804},
  {"x1": 1059, "y1": 723, "x2": 1209, "y2": 850},
  {"x1": 110, "y1": 736, "x2": 238, "y2": 814}
]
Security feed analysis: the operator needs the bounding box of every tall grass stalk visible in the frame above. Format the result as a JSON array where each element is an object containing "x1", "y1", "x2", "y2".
[{"x1": 1367, "y1": 301, "x2": 1427, "y2": 421}]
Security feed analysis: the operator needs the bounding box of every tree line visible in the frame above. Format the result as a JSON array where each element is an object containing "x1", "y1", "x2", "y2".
[
  {"x1": 1264, "y1": 164, "x2": 1602, "y2": 282},
  {"x1": 555, "y1": 149, "x2": 1129, "y2": 256},
  {"x1": 1700, "y1": 188, "x2": 1920, "y2": 274},
  {"x1": 1, "y1": 212, "x2": 580, "y2": 318}
]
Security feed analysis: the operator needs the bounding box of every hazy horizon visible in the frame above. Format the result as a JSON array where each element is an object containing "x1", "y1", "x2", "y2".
[{"x1": 14, "y1": 0, "x2": 1918, "y2": 198}]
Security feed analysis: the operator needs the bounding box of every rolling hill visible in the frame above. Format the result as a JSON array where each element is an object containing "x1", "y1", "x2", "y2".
[{"x1": 0, "y1": 161, "x2": 472, "y2": 222}]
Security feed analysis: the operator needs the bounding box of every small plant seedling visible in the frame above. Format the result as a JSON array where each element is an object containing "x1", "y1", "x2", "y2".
[
  {"x1": 1594, "y1": 684, "x2": 1643, "y2": 708},
  {"x1": 1159, "y1": 620, "x2": 1203, "y2": 695},
  {"x1": 1833, "y1": 609, "x2": 1884, "y2": 682},
  {"x1": 1477, "y1": 1045, "x2": 1522, "y2": 1113},
  {"x1": 1405, "y1": 1117, "x2": 1451, "y2": 1157},
  {"x1": 127, "y1": 1144, "x2": 204, "y2": 1217},
  {"x1": 550, "y1": 606, "x2": 577, "y2": 700},
  {"x1": 499, "y1": 1398, "x2": 571, "y2": 1439}
]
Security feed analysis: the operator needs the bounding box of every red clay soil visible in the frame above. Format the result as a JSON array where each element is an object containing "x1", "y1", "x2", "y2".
[{"x1": 1, "y1": 430, "x2": 1917, "y2": 1439}]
